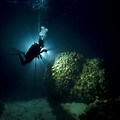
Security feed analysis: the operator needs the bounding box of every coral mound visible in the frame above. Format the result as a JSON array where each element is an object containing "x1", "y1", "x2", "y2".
[
  {"x1": 74, "y1": 58, "x2": 107, "y2": 102},
  {"x1": 52, "y1": 52, "x2": 107, "y2": 102},
  {"x1": 52, "y1": 51, "x2": 84, "y2": 81},
  {"x1": 52, "y1": 52, "x2": 84, "y2": 100}
]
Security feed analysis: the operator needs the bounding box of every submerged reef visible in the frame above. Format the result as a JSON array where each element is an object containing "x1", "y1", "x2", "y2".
[
  {"x1": 74, "y1": 58, "x2": 108, "y2": 102},
  {"x1": 52, "y1": 52, "x2": 84, "y2": 80},
  {"x1": 0, "y1": 101, "x2": 5, "y2": 117},
  {"x1": 52, "y1": 52, "x2": 84, "y2": 101},
  {"x1": 52, "y1": 52, "x2": 108, "y2": 102},
  {"x1": 79, "y1": 97, "x2": 120, "y2": 120}
]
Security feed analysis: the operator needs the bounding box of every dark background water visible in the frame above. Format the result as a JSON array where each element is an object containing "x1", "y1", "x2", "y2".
[{"x1": 0, "y1": 0, "x2": 118, "y2": 101}]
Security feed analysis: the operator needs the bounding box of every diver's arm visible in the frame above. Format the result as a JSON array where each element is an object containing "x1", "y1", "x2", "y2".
[
  {"x1": 39, "y1": 54, "x2": 42, "y2": 59},
  {"x1": 40, "y1": 49, "x2": 47, "y2": 53},
  {"x1": 38, "y1": 49, "x2": 47, "y2": 59}
]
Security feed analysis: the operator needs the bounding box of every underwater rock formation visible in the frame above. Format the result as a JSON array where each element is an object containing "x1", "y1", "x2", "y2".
[
  {"x1": 79, "y1": 98, "x2": 120, "y2": 120},
  {"x1": 0, "y1": 101, "x2": 5, "y2": 117},
  {"x1": 52, "y1": 52, "x2": 107, "y2": 102},
  {"x1": 52, "y1": 52, "x2": 84, "y2": 101},
  {"x1": 74, "y1": 58, "x2": 107, "y2": 102},
  {"x1": 52, "y1": 52, "x2": 84, "y2": 80}
]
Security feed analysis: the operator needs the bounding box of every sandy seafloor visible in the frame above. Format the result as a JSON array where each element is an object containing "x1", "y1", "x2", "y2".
[{"x1": 0, "y1": 98, "x2": 87, "y2": 120}]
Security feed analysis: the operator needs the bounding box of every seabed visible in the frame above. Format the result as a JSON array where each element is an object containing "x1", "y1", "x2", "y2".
[{"x1": 1, "y1": 98, "x2": 87, "y2": 120}]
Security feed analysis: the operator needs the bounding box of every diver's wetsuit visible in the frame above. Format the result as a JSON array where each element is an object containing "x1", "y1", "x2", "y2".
[{"x1": 19, "y1": 41, "x2": 47, "y2": 65}]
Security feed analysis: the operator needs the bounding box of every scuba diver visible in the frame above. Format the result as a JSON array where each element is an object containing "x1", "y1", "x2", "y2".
[
  {"x1": 18, "y1": 26, "x2": 48, "y2": 65},
  {"x1": 18, "y1": 38, "x2": 47, "y2": 65}
]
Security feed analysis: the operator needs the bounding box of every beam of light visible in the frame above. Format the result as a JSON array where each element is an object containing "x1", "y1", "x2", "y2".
[
  {"x1": 20, "y1": 37, "x2": 35, "y2": 52},
  {"x1": 22, "y1": 37, "x2": 55, "y2": 62},
  {"x1": 40, "y1": 38, "x2": 57, "y2": 61},
  {"x1": 21, "y1": 37, "x2": 55, "y2": 68},
  {"x1": 12, "y1": 29, "x2": 56, "y2": 69}
]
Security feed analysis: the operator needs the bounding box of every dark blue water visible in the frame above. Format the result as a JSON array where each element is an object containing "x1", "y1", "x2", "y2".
[{"x1": 0, "y1": 1, "x2": 118, "y2": 119}]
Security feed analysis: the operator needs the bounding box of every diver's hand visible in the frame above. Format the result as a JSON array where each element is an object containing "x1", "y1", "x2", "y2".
[
  {"x1": 40, "y1": 55, "x2": 42, "y2": 59},
  {"x1": 38, "y1": 55, "x2": 39, "y2": 59}
]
